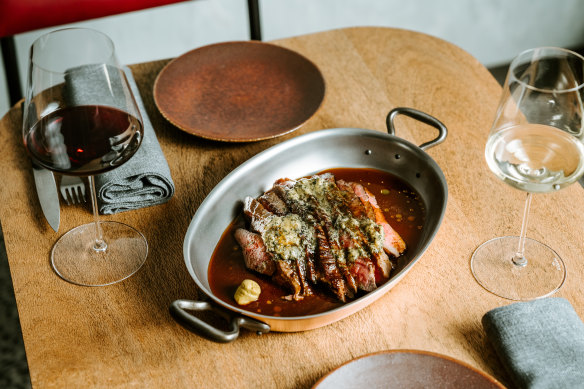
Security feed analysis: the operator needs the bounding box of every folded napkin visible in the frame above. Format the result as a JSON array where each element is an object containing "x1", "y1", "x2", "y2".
[
  {"x1": 64, "y1": 65, "x2": 174, "y2": 214},
  {"x1": 482, "y1": 298, "x2": 584, "y2": 389}
]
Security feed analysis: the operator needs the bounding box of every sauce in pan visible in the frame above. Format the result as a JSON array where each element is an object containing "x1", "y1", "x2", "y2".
[{"x1": 208, "y1": 168, "x2": 426, "y2": 317}]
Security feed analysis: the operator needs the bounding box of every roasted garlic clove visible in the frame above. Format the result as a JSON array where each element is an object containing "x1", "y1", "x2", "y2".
[{"x1": 234, "y1": 279, "x2": 261, "y2": 305}]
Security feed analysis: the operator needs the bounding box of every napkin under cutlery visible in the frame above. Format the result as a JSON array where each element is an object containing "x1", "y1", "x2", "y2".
[
  {"x1": 482, "y1": 297, "x2": 584, "y2": 389},
  {"x1": 64, "y1": 65, "x2": 175, "y2": 214}
]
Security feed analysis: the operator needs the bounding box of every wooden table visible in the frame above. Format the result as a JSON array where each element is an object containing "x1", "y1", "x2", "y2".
[{"x1": 2, "y1": 27, "x2": 583, "y2": 388}]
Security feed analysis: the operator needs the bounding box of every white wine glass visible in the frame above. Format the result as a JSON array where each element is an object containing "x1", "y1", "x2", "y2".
[
  {"x1": 471, "y1": 47, "x2": 584, "y2": 300},
  {"x1": 22, "y1": 28, "x2": 148, "y2": 286}
]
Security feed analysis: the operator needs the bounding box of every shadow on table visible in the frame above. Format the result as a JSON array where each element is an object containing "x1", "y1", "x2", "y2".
[
  {"x1": 455, "y1": 319, "x2": 512, "y2": 388},
  {"x1": 0, "y1": 224, "x2": 32, "y2": 389}
]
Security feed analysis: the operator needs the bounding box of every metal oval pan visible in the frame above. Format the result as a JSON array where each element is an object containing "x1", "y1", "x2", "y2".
[{"x1": 177, "y1": 108, "x2": 448, "y2": 340}]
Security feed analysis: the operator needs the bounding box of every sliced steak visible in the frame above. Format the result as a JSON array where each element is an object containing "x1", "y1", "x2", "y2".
[
  {"x1": 235, "y1": 173, "x2": 407, "y2": 303},
  {"x1": 234, "y1": 228, "x2": 276, "y2": 276},
  {"x1": 258, "y1": 190, "x2": 289, "y2": 216}
]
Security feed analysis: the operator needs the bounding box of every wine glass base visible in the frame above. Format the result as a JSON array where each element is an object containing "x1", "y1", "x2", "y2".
[
  {"x1": 471, "y1": 236, "x2": 565, "y2": 301},
  {"x1": 51, "y1": 221, "x2": 148, "y2": 286}
]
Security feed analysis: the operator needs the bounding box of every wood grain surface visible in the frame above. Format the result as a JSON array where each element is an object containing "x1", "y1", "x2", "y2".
[{"x1": 1, "y1": 27, "x2": 584, "y2": 388}]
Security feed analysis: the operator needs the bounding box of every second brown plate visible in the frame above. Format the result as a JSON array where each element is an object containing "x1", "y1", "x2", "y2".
[
  {"x1": 153, "y1": 41, "x2": 325, "y2": 142},
  {"x1": 313, "y1": 350, "x2": 505, "y2": 389}
]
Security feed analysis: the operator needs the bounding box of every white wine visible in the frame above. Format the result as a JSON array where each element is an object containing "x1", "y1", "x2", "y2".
[{"x1": 485, "y1": 124, "x2": 584, "y2": 192}]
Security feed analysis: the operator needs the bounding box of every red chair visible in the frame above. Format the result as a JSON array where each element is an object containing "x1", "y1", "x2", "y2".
[{"x1": 0, "y1": 0, "x2": 261, "y2": 106}]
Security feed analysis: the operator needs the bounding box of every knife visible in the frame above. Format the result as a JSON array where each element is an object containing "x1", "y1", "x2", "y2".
[
  {"x1": 32, "y1": 164, "x2": 60, "y2": 232},
  {"x1": 22, "y1": 102, "x2": 60, "y2": 232}
]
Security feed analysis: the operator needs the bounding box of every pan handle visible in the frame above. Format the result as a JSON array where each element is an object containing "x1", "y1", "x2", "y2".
[
  {"x1": 170, "y1": 299, "x2": 270, "y2": 343},
  {"x1": 386, "y1": 107, "x2": 447, "y2": 151}
]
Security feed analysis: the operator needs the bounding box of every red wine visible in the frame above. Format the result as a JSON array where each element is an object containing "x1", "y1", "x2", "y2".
[{"x1": 25, "y1": 105, "x2": 143, "y2": 175}]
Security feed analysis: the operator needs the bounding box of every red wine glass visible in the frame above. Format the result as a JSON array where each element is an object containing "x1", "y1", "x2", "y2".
[{"x1": 22, "y1": 28, "x2": 148, "y2": 286}]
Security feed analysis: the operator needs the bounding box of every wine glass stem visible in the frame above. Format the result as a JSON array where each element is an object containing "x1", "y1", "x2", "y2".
[
  {"x1": 512, "y1": 192, "x2": 533, "y2": 267},
  {"x1": 88, "y1": 176, "x2": 107, "y2": 252}
]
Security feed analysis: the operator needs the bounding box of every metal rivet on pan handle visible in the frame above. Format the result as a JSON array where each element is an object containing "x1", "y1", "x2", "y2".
[
  {"x1": 170, "y1": 299, "x2": 271, "y2": 343},
  {"x1": 386, "y1": 107, "x2": 448, "y2": 151}
]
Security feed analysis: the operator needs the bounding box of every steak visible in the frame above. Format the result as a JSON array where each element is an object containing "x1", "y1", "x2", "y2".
[{"x1": 236, "y1": 173, "x2": 406, "y2": 302}]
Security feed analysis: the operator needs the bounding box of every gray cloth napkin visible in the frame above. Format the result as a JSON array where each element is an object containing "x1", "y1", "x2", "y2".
[
  {"x1": 482, "y1": 298, "x2": 584, "y2": 389},
  {"x1": 64, "y1": 65, "x2": 174, "y2": 214}
]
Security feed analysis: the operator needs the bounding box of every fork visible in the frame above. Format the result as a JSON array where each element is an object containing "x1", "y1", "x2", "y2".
[{"x1": 60, "y1": 175, "x2": 86, "y2": 205}]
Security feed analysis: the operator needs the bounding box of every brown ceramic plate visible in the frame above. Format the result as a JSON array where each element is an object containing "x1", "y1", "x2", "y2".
[
  {"x1": 153, "y1": 41, "x2": 325, "y2": 142},
  {"x1": 313, "y1": 350, "x2": 505, "y2": 389}
]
